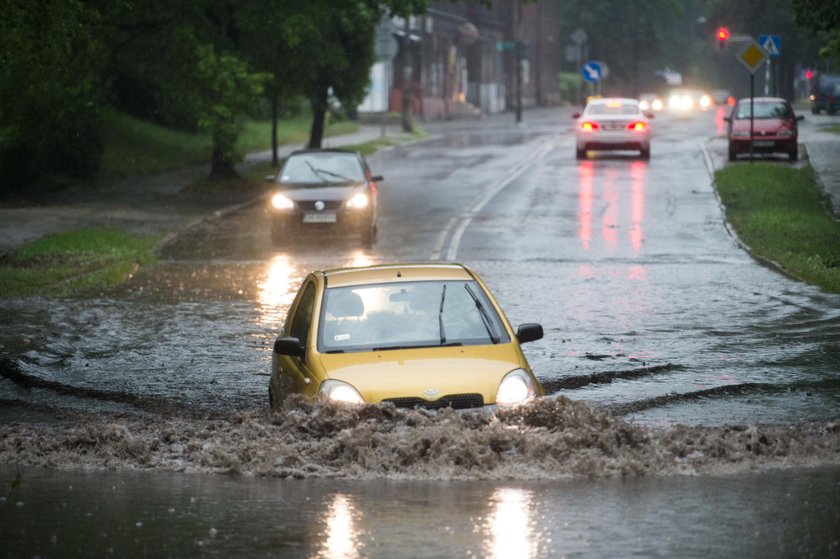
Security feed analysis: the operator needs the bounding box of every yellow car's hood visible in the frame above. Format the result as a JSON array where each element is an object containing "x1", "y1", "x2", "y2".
[{"x1": 318, "y1": 344, "x2": 528, "y2": 405}]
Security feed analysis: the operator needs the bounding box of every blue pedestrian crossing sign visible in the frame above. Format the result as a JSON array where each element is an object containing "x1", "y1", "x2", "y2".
[
  {"x1": 758, "y1": 34, "x2": 781, "y2": 58},
  {"x1": 582, "y1": 61, "x2": 602, "y2": 83}
]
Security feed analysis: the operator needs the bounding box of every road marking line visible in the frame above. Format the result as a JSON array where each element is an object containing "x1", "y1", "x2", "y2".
[{"x1": 432, "y1": 139, "x2": 557, "y2": 261}]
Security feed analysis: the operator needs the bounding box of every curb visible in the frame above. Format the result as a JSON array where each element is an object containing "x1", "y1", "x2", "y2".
[{"x1": 701, "y1": 139, "x2": 817, "y2": 285}]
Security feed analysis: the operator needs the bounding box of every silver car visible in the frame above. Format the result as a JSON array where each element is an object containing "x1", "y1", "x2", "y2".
[{"x1": 574, "y1": 98, "x2": 653, "y2": 160}]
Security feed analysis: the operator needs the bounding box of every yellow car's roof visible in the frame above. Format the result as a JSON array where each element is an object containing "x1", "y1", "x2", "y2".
[{"x1": 322, "y1": 263, "x2": 474, "y2": 288}]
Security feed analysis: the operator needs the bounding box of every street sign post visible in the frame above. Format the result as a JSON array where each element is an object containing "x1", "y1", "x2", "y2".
[
  {"x1": 758, "y1": 34, "x2": 781, "y2": 96},
  {"x1": 758, "y1": 34, "x2": 781, "y2": 58},
  {"x1": 582, "y1": 61, "x2": 602, "y2": 83},
  {"x1": 734, "y1": 39, "x2": 770, "y2": 162}
]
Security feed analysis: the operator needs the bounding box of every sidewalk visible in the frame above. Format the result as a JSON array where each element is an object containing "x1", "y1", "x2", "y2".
[
  {"x1": 800, "y1": 115, "x2": 840, "y2": 215},
  {"x1": 0, "y1": 124, "x2": 402, "y2": 255}
]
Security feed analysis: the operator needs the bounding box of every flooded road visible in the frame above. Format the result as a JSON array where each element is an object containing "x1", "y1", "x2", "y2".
[
  {"x1": 2, "y1": 107, "x2": 840, "y2": 555},
  {"x1": 2, "y1": 465, "x2": 839, "y2": 558}
]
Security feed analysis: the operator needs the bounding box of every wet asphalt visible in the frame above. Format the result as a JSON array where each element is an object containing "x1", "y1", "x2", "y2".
[{"x1": 1, "y1": 106, "x2": 840, "y2": 557}]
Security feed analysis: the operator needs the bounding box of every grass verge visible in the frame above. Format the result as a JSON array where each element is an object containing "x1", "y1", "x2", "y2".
[
  {"x1": 0, "y1": 229, "x2": 158, "y2": 298},
  {"x1": 98, "y1": 111, "x2": 360, "y2": 181},
  {"x1": 715, "y1": 162, "x2": 840, "y2": 292}
]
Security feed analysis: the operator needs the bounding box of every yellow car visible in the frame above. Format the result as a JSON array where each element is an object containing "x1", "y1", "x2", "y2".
[{"x1": 269, "y1": 263, "x2": 544, "y2": 412}]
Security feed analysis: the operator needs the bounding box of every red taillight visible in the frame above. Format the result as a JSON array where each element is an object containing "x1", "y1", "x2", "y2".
[
  {"x1": 580, "y1": 121, "x2": 599, "y2": 132},
  {"x1": 628, "y1": 121, "x2": 647, "y2": 132}
]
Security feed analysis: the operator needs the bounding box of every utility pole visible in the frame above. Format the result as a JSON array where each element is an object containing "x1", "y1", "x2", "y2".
[
  {"x1": 401, "y1": 18, "x2": 414, "y2": 134},
  {"x1": 515, "y1": 0, "x2": 523, "y2": 123}
]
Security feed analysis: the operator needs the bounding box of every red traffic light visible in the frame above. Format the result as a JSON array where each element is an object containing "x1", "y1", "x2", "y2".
[
  {"x1": 717, "y1": 27, "x2": 730, "y2": 41},
  {"x1": 805, "y1": 69, "x2": 814, "y2": 79}
]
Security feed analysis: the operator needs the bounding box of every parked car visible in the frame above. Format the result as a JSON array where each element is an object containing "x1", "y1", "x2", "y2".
[
  {"x1": 573, "y1": 98, "x2": 652, "y2": 160},
  {"x1": 809, "y1": 73, "x2": 840, "y2": 114},
  {"x1": 724, "y1": 97, "x2": 803, "y2": 161},
  {"x1": 269, "y1": 263, "x2": 545, "y2": 412},
  {"x1": 266, "y1": 149, "x2": 381, "y2": 247}
]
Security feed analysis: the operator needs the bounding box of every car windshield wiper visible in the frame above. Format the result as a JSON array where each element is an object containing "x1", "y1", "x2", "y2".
[
  {"x1": 305, "y1": 161, "x2": 352, "y2": 182},
  {"x1": 438, "y1": 284, "x2": 447, "y2": 345},
  {"x1": 324, "y1": 349, "x2": 345, "y2": 354},
  {"x1": 371, "y1": 342, "x2": 462, "y2": 352},
  {"x1": 464, "y1": 284, "x2": 500, "y2": 344}
]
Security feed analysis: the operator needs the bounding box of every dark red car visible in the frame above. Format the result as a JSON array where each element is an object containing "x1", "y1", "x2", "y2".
[{"x1": 724, "y1": 97, "x2": 803, "y2": 161}]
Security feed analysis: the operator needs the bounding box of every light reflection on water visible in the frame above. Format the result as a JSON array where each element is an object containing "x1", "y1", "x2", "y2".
[
  {"x1": 320, "y1": 494, "x2": 363, "y2": 559},
  {"x1": 485, "y1": 487, "x2": 538, "y2": 559},
  {"x1": 257, "y1": 254, "x2": 297, "y2": 328}
]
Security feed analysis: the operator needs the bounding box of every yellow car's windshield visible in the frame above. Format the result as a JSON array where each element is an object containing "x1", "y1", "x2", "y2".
[{"x1": 318, "y1": 280, "x2": 511, "y2": 353}]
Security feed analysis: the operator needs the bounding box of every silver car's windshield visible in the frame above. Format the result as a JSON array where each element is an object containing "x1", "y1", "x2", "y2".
[
  {"x1": 280, "y1": 152, "x2": 365, "y2": 184},
  {"x1": 318, "y1": 280, "x2": 510, "y2": 353},
  {"x1": 587, "y1": 104, "x2": 641, "y2": 116}
]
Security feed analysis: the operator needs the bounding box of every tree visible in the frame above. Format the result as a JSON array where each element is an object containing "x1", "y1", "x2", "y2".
[
  {"x1": 236, "y1": 0, "x2": 318, "y2": 167},
  {"x1": 194, "y1": 44, "x2": 267, "y2": 179},
  {"x1": 299, "y1": 1, "x2": 380, "y2": 149},
  {"x1": 0, "y1": 0, "x2": 107, "y2": 191},
  {"x1": 791, "y1": 0, "x2": 840, "y2": 60}
]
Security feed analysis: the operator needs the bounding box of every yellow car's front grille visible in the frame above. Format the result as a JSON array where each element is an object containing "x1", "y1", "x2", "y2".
[{"x1": 383, "y1": 394, "x2": 484, "y2": 410}]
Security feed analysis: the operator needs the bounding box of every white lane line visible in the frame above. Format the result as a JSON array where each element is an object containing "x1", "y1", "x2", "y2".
[{"x1": 431, "y1": 139, "x2": 557, "y2": 261}]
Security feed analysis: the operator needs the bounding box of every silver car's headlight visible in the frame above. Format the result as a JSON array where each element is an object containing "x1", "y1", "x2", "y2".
[
  {"x1": 496, "y1": 369, "x2": 537, "y2": 407},
  {"x1": 346, "y1": 192, "x2": 369, "y2": 210},
  {"x1": 318, "y1": 380, "x2": 365, "y2": 404},
  {"x1": 271, "y1": 193, "x2": 295, "y2": 210}
]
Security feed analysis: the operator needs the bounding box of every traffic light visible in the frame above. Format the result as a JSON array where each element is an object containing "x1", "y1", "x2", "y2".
[{"x1": 716, "y1": 27, "x2": 730, "y2": 51}]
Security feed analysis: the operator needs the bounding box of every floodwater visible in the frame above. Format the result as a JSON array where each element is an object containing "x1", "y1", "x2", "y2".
[
  {"x1": 2, "y1": 465, "x2": 839, "y2": 558},
  {"x1": 2, "y1": 107, "x2": 840, "y2": 556}
]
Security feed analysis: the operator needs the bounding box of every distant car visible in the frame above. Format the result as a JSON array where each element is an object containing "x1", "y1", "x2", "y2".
[
  {"x1": 573, "y1": 98, "x2": 652, "y2": 160},
  {"x1": 724, "y1": 97, "x2": 803, "y2": 161},
  {"x1": 809, "y1": 74, "x2": 840, "y2": 114},
  {"x1": 638, "y1": 93, "x2": 664, "y2": 112},
  {"x1": 269, "y1": 263, "x2": 545, "y2": 412},
  {"x1": 667, "y1": 88, "x2": 713, "y2": 112},
  {"x1": 267, "y1": 149, "x2": 381, "y2": 247}
]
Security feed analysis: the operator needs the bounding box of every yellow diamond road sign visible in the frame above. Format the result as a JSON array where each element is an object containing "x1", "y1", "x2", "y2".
[{"x1": 736, "y1": 39, "x2": 769, "y2": 74}]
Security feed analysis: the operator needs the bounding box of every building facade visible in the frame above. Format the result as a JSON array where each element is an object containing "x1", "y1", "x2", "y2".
[{"x1": 361, "y1": 0, "x2": 562, "y2": 120}]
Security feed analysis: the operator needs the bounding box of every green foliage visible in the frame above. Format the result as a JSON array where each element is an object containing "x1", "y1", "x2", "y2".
[
  {"x1": 194, "y1": 44, "x2": 268, "y2": 178},
  {"x1": 557, "y1": 72, "x2": 582, "y2": 105},
  {"x1": 791, "y1": 0, "x2": 840, "y2": 60},
  {"x1": 0, "y1": 229, "x2": 158, "y2": 298},
  {"x1": 0, "y1": 0, "x2": 107, "y2": 191},
  {"x1": 559, "y1": 0, "x2": 681, "y2": 93},
  {"x1": 715, "y1": 164, "x2": 840, "y2": 293}
]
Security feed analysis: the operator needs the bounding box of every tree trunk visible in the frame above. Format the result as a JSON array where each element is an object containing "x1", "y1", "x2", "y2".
[
  {"x1": 210, "y1": 147, "x2": 237, "y2": 180},
  {"x1": 308, "y1": 85, "x2": 328, "y2": 149},
  {"x1": 271, "y1": 95, "x2": 279, "y2": 168}
]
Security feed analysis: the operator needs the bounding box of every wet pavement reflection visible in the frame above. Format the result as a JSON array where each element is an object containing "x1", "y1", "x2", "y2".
[{"x1": 2, "y1": 466, "x2": 838, "y2": 558}]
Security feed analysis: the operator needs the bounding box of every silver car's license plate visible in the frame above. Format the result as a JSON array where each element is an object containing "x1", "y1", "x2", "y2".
[{"x1": 303, "y1": 212, "x2": 337, "y2": 223}]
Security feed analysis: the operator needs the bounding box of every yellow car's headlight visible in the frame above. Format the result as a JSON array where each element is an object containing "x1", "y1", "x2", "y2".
[
  {"x1": 346, "y1": 192, "x2": 369, "y2": 210},
  {"x1": 496, "y1": 369, "x2": 537, "y2": 407},
  {"x1": 271, "y1": 193, "x2": 295, "y2": 210},
  {"x1": 318, "y1": 380, "x2": 365, "y2": 405}
]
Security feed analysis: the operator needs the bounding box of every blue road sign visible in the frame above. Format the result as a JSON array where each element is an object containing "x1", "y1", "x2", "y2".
[
  {"x1": 582, "y1": 61, "x2": 602, "y2": 83},
  {"x1": 758, "y1": 34, "x2": 781, "y2": 58}
]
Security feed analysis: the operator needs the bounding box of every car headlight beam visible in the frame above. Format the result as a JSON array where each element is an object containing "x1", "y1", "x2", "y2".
[
  {"x1": 318, "y1": 380, "x2": 365, "y2": 405},
  {"x1": 347, "y1": 192, "x2": 369, "y2": 210},
  {"x1": 271, "y1": 193, "x2": 295, "y2": 210},
  {"x1": 496, "y1": 369, "x2": 537, "y2": 407}
]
